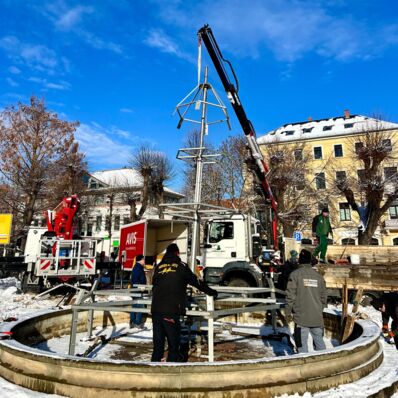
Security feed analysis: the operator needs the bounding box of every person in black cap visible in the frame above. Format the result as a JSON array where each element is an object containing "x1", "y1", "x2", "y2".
[
  {"x1": 312, "y1": 207, "x2": 333, "y2": 263},
  {"x1": 372, "y1": 293, "x2": 398, "y2": 349},
  {"x1": 285, "y1": 249, "x2": 327, "y2": 353},
  {"x1": 151, "y1": 243, "x2": 218, "y2": 362}
]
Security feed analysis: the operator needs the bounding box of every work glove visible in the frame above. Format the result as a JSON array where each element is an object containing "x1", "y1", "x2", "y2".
[{"x1": 382, "y1": 324, "x2": 389, "y2": 333}]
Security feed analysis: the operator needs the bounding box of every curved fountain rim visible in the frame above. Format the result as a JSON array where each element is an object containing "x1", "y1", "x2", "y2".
[{"x1": 0, "y1": 307, "x2": 381, "y2": 367}]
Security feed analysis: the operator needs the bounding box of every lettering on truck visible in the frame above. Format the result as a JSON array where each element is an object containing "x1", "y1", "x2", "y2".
[{"x1": 126, "y1": 232, "x2": 137, "y2": 245}]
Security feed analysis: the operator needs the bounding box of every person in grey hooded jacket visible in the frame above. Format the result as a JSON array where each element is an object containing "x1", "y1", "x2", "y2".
[{"x1": 285, "y1": 249, "x2": 327, "y2": 353}]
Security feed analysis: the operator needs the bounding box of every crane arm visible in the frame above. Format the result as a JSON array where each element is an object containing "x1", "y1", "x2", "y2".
[{"x1": 198, "y1": 24, "x2": 278, "y2": 248}]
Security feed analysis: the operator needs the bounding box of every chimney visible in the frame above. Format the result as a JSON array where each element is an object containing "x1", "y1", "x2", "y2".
[
  {"x1": 308, "y1": 116, "x2": 313, "y2": 122},
  {"x1": 344, "y1": 109, "x2": 350, "y2": 119}
]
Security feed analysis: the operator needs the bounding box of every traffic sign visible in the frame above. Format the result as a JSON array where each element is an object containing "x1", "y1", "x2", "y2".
[
  {"x1": 293, "y1": 231, "x2": 302, "y2": 242},
  {"x1": 0, "y1": 214, "x2": 12, "y2": 245}
]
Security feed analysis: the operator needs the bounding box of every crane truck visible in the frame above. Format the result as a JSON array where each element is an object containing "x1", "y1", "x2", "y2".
[
  {"x1": 194, "y1": 25, "x2": 279, "y2": 287},
  {"x1": 0, "y1": 195, "x2": 101, "y2": 292}
]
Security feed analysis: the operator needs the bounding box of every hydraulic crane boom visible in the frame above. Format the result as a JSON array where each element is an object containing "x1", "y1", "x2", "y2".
[
  {"x1": 197, "y1": 24, "x2": 278, "y2": 249},
  {"x1": 45, "y1": 195, "x2": 79, "y2": 240}
]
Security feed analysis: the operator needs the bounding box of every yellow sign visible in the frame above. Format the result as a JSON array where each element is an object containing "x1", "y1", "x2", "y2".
[{"x1": 0, "y1": 214, "x2": 12, "y2": 245}]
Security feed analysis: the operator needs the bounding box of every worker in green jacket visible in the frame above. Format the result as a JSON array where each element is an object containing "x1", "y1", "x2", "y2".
[{"x1": 312, "y1": 208, "x2": 333, "y2": 264}]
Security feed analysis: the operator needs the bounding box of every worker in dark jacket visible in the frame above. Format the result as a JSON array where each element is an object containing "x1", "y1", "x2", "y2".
[
  {"x1": 151, "y1": 243, "x2": 218, "y2": 362},
  {"x1": 130, "y1": 254, "x2": 146, "y2": 329},
  {"x1": 372, "y1": 293, "x2": 398, "y2": 349},
  {"x1": 312, "y1": 207, "x2": 333, "y2": 263},
  {"x1": 285, "y1": 249, "x2": 327, "y2": 353}
]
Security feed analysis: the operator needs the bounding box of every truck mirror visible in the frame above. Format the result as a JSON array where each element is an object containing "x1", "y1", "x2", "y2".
[{"x1": 252, "y1": 236, "x2": 261, "y2": 258}]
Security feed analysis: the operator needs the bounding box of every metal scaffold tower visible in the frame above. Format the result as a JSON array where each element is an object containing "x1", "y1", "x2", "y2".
[{"x1": 163, "y1": 64, "x2": 234, "y2": 271}]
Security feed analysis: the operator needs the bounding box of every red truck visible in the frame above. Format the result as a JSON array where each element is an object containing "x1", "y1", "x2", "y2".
[{"x1": 119, "y1": 219, "x2": 189, "y2": 271}]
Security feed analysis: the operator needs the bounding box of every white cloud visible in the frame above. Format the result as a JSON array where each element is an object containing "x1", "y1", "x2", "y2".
[
  {"x1": 43, "y1": 2, "x2": 122, "y2": 55},
  {"x1": 156, "y1": 0, "x2": 398, "y2": 62},
  {"x1": 75, "y1": 123, "x2": 137, "y2": 168},
  {"x1": 28, "y1": 76, "x2": 70, "y2": 90},
  {"x1": 79, "y1": 31, "x2": 122, "y2": 54},
  {"x1": 144, "y1": 29, "x2": 194, "y2": 62},
  {"x1": 8, "y1": 66, "x2": 21, "y2": 74},
  {"x1": 6, "y1": 77, "x2": 18, "y2": 87},
  {"x1": 120, "y1": 107, "x2": 134, "y2": 114},
  {"x1": 0, "y1": 36, "x2": 59, "y2": 72},
  {"x1": 55, "y1": 5, "x2": 93, "y2": 31}
]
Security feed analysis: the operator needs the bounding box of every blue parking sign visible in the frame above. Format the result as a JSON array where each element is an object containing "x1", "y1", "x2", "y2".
[{"x1": 293, "y1": 231, "x2": 302, "y2": 242}]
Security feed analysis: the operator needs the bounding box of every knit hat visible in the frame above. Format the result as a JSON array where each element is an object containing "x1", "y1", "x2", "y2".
[
  {"x1": 298, "y1": 249, "x2": 312, "y2": 264},
  {"x1": 290, "y1": 250, "x2": 298, "y2": 258},
  {"x1": 371, "y1": 297, "x2": 384, "y2": 311},
  {"x1": 322, "y1": 207, "x2": 329, "y2": 213},
  {"x1": 166, "y1": 243, "x2": 180, "y2": 254},
  {"x1": 135, "y1": 254, "x2": 144, "y2": 262}
]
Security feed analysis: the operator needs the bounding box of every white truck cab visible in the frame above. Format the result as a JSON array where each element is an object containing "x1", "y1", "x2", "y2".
[{"x1": 202, "y1": 214, "x2": 265, "y2": 287}]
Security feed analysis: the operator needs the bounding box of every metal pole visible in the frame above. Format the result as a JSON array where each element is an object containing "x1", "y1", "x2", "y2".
[
  {"x1": 68, "y1": 309, "x2": 79, "y2": 356},
  {"x1": 190, "y1": 66, "x2": 209, "y2": 272},
  {"x1": 206, "y1": 294, "x2": 214, "y2": 362}
]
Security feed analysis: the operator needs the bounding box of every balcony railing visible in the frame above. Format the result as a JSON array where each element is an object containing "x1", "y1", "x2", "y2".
[{"x1": 385, "y1": 219, "x2": 398, "y2": 229}]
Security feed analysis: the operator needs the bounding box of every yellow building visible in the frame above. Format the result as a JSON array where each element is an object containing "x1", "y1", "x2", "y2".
[{"x1": 257, "y1": 110, "x2": 398, "y2": 246}]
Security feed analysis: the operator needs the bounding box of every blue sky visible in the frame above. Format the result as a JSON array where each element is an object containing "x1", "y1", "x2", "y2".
[{"x1": 1, "y1": 0, "x2": 398, "y2": 190}]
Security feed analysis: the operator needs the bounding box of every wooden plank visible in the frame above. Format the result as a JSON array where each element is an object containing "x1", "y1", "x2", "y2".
[{"x1": 341, "y1": 315, "x2": 356, "y2": 343}]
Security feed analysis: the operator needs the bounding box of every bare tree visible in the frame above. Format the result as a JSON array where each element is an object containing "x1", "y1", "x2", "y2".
[
  {"x1": 127, "y1": 146, "x2": 174, "y2": 221},
  {"x1": 263, "y1": 141, "x2": 318, "y2": 238},
  {"x1": 181, "y1": 130, "x2": 223, "y2": 204},
  {"x1": 336, "y1": 121, "x2": 398, "y2": 245},
  {"x1": 0, "y1": 96, "x2": 79, "y2": 233},
  {"x1": 45, "y1": 142, "x2": 88, "y2": 207}
]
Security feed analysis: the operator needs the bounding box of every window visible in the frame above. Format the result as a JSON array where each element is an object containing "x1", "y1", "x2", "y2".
[
  {"x1": 357, "y1": 169, "x2": 366, "y2": 184},
  {"x1": 95, "y1": 215, "x2": 102, "y2": 232},
  {"x1": 295, "y1": 172, "x2": 305, "y2": 190},
  {"x1": 389, "y1": 205, "x2": 398, "y2": 220},
  {"x1": 339, "y1": 203, "x2": 351, "y2": 221},
  {"x1": 86, "y1": 224, "x2": 93, "y2": 237},
  {"x1": 341, "y1": 238, "x2": 355, "y2": 245},
  {"x1": 370, "y1": 238, "x2": 379, "y2": 246},
  {"x1": 208, "y1": 222, "x2": 234, "y2": 243},
  {"x1": 382, "y1": 139, "x2": 392, "y2": 152},
  {"x1": 114, "y1": 215, "x2": 120, "y2": 231},
  {"x1": 336, "y1": 170, "x2": 347, "y2": 183},
  {"x1": 344, "y1": 123, "x2": 354, "y2": 128},
  {"x1": 95, "y1": 196, "x2": 105, "y2": 205},
  {"x1": 123, "y1": 216, "x2": 130, "y2": 225},
  {"x1": 302, "y1": 127, "x2": 313, "y2": 133},
  {"x1": 355, "y1": 142, "x2": 363, "y2": 154},
  {"x1": 283, "y1": 130, "x2": 295, "y2": 136},
  {"x1": 334, "y1": 144, "x2": 343, "y2": 157},
  {"x1": 313, "y1": 146, "x2": 323, "y2": 159},
  {"x1": 393, "y1": 237, "x2": 398, "y2": 246},
  {"x1": 89, "y1": 179, "x2": 98, "y2": 189},
  {"x1": 323, "y1": 125, "x2": 333, "y2": 131},
  {"x1": 294, "y1": 149, "x2": 303, "y2": 161},
  {"x1": 384, "y1": 167, "x2": 397, "y2": 182},
  {"x1": 105, "y1": 215, "x2": 111, "y2": 231},
  {"x1": 315, "y1": 172, "x2": 326, "y2": 189}
]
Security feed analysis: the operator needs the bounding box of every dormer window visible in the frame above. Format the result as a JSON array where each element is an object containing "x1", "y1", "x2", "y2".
[
  {"x1": 323, "y1": 125, "x2": 333, "y2": 131},
  {"x1": 283, "y1": 130, "x2": 295, "y2": 136},
  {"x1": 344, "y1": 123, "x2": 354, "y2": 128},
  {"x1": 302, "y1": 127, "x2": 313, "y2": 133}
]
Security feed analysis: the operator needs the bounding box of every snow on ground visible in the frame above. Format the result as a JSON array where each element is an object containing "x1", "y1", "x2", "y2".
[{"x1": 0, "y1": 278, "x2": 398, "y2": 397}]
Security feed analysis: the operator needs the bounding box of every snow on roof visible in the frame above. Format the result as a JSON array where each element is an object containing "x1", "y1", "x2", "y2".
[
  {"x1": 257, "y1": 115, "x2": 398, "y2": 145},
  {"x1": 90, "y1": 168, "x2": 184, "y2": 198}
]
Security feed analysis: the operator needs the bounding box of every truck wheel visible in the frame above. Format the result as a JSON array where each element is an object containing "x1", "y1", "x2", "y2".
[{"x1": 227, "y1": 278, "x2": 251, "y2": 288}]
